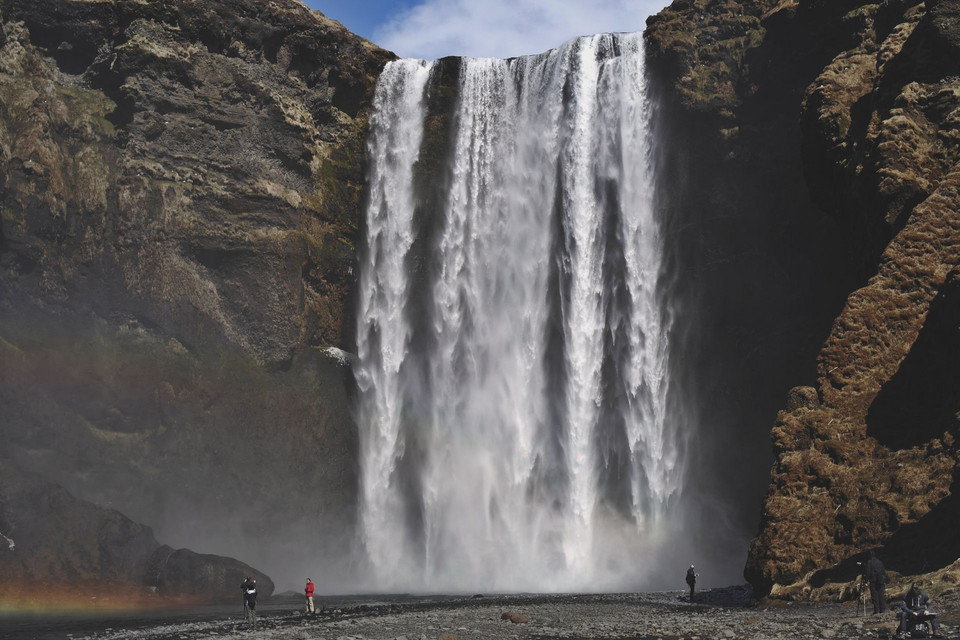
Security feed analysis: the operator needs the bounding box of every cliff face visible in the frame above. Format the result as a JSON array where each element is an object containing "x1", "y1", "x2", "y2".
[
  {"x1": 0, "y1": 0, "x2": 393, "y2": 589},
  {"x1": 647, "y1": 0, "x2": 960, "y2": 599},
  {"x1": 643, "y1": 0, "x2": 858, "y2": 580}
]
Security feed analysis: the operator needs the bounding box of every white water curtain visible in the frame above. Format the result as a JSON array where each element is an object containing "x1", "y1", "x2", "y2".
[{"x1": 355, "y1": 33, "x2": 680, "y2": 592}]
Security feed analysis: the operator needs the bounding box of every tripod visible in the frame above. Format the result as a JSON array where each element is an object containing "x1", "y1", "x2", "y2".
[{"x1": 857, "y1": 572, "x2": 868, "y2": 617}]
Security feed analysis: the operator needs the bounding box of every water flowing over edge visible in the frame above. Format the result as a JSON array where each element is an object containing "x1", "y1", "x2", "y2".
[{"x1": 354, "y1": 32, "x2": 684, "y2": 593}]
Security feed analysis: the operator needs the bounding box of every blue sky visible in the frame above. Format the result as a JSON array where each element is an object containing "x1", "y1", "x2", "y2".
[
  {"x1": 304, "y1": 0, "x2": 670, "y2": 60},
  {"x1": 304, "y1": 0, "x2": 415, "y2": 43}
]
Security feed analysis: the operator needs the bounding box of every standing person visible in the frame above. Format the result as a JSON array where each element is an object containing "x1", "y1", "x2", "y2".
[
  {"x1": 864, "y1": 550, "x2": 888, "y2": 614},
  {"x1": 305, "y1": 578, "x2": 315, "y2": 615},
  {"x1": 685, "y1": 565, "x2": 698, "y2": 602},
  {"x1": 241, "y1": 575, "x2": 258, "y2": 629}
]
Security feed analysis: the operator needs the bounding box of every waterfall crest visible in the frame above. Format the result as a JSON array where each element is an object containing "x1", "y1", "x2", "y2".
[{"x1": 355, "y1": 33, "x2": 681, "y2": 592}]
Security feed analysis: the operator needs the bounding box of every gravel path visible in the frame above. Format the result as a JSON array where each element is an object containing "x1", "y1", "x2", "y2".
[{"x1": 41, "y1": 587, "x2": 960, "y2": 640}]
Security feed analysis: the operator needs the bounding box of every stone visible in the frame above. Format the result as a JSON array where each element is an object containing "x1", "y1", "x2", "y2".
[{"x1": 500, "y1": 612, "x2": 529, "y2": 624}]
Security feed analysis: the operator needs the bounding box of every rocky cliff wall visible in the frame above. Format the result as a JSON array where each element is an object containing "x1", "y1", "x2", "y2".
[
  {"x1": 0, "y1": 0, "x2": 393, "y2": 591},
  {"x1": 643, "y1": 0, "x2": 858, "y2": 581},
  {"x1": 647, "y1": 0, "x2": 960, "y2": 599}
]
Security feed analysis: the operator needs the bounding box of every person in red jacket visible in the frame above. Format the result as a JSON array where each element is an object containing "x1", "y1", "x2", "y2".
[{"x1": 305, "y1": 578, "x2": 315, "y2": 615}]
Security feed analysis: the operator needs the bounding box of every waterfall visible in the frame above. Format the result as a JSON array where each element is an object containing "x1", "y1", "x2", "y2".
[{"x1": 355, "y1": 32, "x2": 680, "y2": 592}]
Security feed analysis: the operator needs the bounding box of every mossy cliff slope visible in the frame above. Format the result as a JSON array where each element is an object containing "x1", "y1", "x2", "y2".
[
  {"x1": 0, "y1": 0, "x2": 393, "y2": 589},
  {"x1": 647, "y1": 0, "x2": 960, "y2": 599}
]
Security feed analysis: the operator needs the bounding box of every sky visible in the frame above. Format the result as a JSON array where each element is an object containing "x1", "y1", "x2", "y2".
[{"x1": 304, "y1": 0, "x2": 671, "y2": 60}]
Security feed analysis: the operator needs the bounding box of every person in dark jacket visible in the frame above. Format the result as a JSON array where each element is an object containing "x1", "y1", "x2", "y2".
[
  {"x1": 865, "y1": 550, "x2": 888, "y2": 614},
  {"x1": 685, "y1": 565, "x2": 698, "y2": 602},
  {"x1": 241, "y1": 576, "x2": 258, "y2": 629},
  {"x1": 897, "y1": 584, "x2": 943, "y2": 638}
]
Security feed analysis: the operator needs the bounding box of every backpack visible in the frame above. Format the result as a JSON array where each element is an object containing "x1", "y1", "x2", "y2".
[{"x1": 908, "y1": 619, "x2": 929, "y2": 638}]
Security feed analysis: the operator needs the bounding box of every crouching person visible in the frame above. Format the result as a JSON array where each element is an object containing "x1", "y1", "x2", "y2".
[{"x1": 897, "y1": 583, "x2": 943, "y2": 639}]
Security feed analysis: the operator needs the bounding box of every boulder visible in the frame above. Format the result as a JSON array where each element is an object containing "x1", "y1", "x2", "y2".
[
  {"x1": 150, "y1": 547, "x2": 274, "y2": 600},
  {"x1": 0, "y1": 458, "x2": 272, "y2": 603},
  {"x1": 501, "y1": 611, "x2": 529, "y2": 624}
]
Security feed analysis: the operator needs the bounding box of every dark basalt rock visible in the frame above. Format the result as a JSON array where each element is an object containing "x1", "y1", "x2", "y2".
[
  {"x1": 150, "y1": 546, "x2": 274, "y2": 600},
  {"x1": 0, "y1": 458, "x2": 272, "y2": 601}
]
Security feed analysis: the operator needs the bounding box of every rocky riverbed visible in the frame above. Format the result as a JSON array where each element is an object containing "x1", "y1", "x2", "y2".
[{"x1": 20, "y1": 587, "x2": 960, "y2": 640}]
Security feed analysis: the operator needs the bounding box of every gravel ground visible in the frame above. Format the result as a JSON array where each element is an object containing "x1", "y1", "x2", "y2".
[{"x1": 19, "y1": 587, "x2": 960, "y2": 640}]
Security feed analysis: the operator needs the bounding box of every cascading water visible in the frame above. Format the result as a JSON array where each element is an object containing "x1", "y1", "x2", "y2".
[{"x1": 355, "y1": 32, "x2": 682, "y2": 592}]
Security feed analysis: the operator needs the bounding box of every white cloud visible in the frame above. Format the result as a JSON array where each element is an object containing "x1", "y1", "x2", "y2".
[{"x1": 373, "y1": 0, "x2": 670, "y2": 60}]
